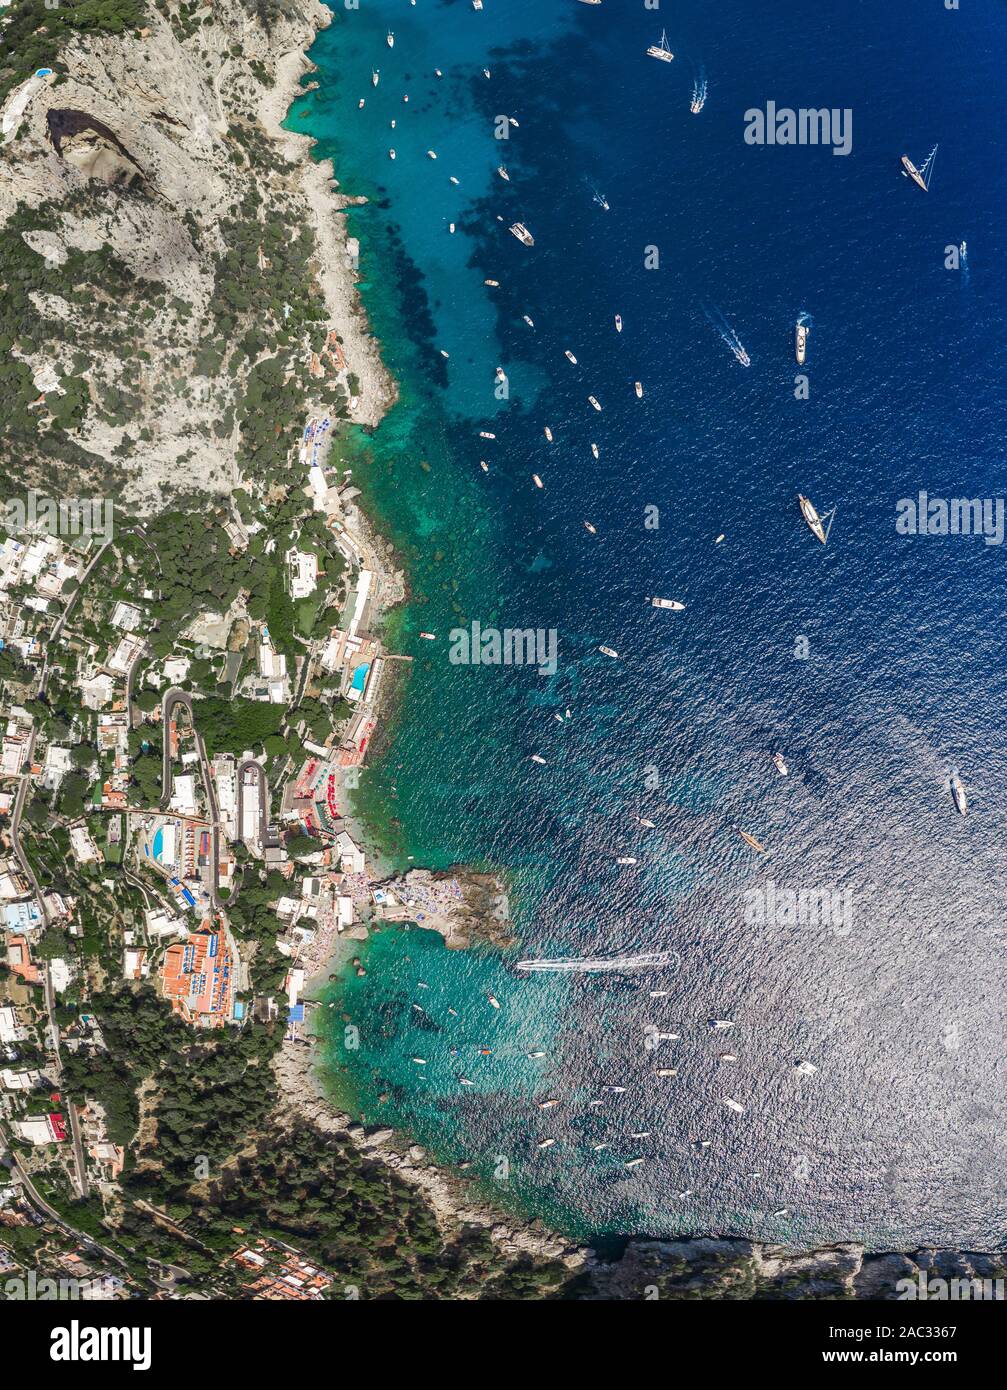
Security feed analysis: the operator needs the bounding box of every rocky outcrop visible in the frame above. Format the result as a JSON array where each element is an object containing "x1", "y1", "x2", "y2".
[{"x1": 0, "y1": 0, "x2": 393, "y2": 507}]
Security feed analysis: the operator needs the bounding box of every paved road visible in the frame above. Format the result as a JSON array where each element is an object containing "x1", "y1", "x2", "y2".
[{"x1": 161, "y1": 688, "x2": 220, "y2": 906}]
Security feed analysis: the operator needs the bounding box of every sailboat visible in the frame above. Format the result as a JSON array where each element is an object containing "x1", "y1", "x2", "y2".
[
  {"x1": 901, "y1": 144, "x2": 937, "y2": 193},
  {"x1": 798, "y1": 493, "x2": 835, "y2": 545},
  {"x1": 647, "y1": 29, "x2": 675, "y2": 62}
]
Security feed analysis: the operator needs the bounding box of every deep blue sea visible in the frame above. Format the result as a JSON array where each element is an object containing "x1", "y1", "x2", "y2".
[{"x1": 289, "y1": 0, "x2": 1007, "y2": 1249}]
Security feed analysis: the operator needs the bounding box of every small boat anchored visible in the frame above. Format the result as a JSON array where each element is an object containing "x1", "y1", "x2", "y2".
[
  {"x1": 510, "y1": 222, "x2": 535, "y2": 246},
  {"x1": 795, "y1": 321, "x2": 808, "y2": 365},
  {"x1": 798, "y1": 492, "x2": 835, "y2": 545},
  {"x1": 950, "y1": 768, "x2": 968, "y2": 816},
  {"x1": 772, "y1": 752, "x2": 789, "y2": 777},
  {"x1": 647, "y1": 29, "x2": 675, "y2": 62},
  {"x1": 649, "y1": 597, "x2": 685, "y2": 610}
]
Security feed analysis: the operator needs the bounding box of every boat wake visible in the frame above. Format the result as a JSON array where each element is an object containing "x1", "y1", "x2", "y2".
[
  {"x1": 690, "y1": 68, "x2": 708, "y2": 113},
  {"x1": 704, "y1": 304, "x2": 750, "y2": 367},
  {"x1": 516, "y1": 950, "x2": 678, "y2": 974}
]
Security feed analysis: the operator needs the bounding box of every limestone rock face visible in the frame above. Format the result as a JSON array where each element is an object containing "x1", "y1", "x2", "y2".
[{"x1": 0, "y1": 0, "x2": 393, "y2": 507}]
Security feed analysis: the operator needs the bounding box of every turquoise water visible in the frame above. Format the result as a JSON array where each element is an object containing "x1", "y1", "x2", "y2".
[{"x1": 293, "y1": 0, "x2": 1007, "y2": 1247}]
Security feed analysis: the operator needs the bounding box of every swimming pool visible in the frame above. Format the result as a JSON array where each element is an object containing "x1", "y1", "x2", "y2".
[
  {"x1": 152, "y1": 828, "x2": 163, "y2": 862},
  {"x1": 350, "y1": 663, "x2": 369, "y2": 694}
]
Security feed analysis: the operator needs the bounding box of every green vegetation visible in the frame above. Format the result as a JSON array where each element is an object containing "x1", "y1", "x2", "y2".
[
  {"x1": 192, "y1": 695, "x2": 284, "y2": 756},
  {"x1": 0, "y1": 0, "x2": 145, "y2": 107}
]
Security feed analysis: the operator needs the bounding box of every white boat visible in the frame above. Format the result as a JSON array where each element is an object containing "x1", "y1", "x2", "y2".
[
  {"x1": 564, "y1": 349, "x2": 578, "y2": 364},
  {"x1": 426, "y1": 149, "x2": 437, "y2": 159},
  {"x1": 484, "y1": 279, "x2": 499, "y2": 287},
  {"x1": 358, "y1": 98, "x2": 365, "y2": 108},
  {"x1": 479, "y1": 461, "x2": 489, "y2": 473},
  {"x1": 592, "y1": 1143, "x2": 609, "y2": 1151},
  {"x1": 723, "y1": 1097, "x2": 745, "y2": 1114},
  {"x1": 479, "y1": 431, "x2": 496, "y2": 439},
  {"x1": 900, "y1": 144, "x2": 937, "y2": 193},
  {"x1": 598, "y1": 645, "x2": 619, "y2": 659},
  {"x1": 614, "y1": 314, "x2": 623, "y2": 332},
  {"x1": 773, "y1": 752, "x2": 788, "y2": 776},
  {"x1": 636, "y1": 816, "x2": 656, "y2": 828},
  {"x1": 440, "y1": 349, "x2": 449, "y2": 358},
  {"x1": 527, "y1": 1050, "x2": 546, "y2": 1058},
  {"x1": 537, "y1": 1137, "x2": 556, "y2": 1150},
  {"x1": 950, "y1": 770, "x2": 968, "y2": 815},
  {"x1": 532, "y1": 474, "x2": 544, "y2": 489},
  {"x1": 508, "y1": 117, "x2": 519, "y2": 128},
  {"x1": 590, "y1": 443, "x2": 599, "y2": 459},
  {"x1": 647, "y1": 29, "x2": 675, "y2": 61},
  {"x1": 584, "y1": 521, "x2": 597, "y2": 535},
  {"x1": 459, "y1": 1077, "x2": 473, "y2": 1085},
  {"x1": 372, "y1": 69, "x2": 379, "y2": 87},
  {"x1": 588, "y1": 394, "x2": 601, "y2": 411},
  {"x1": 798, "y1": 493, "x2": 831, "y2": 544},
  {"x1": 388, "y1": 149, "x2": 396, "y2": 160},
  {"x1": 538, "y1": 1098, "x2": 560, "y2": 1109},
  {"x1": 510, "y1": 222, "x2": 534, "y2": 246},
  {"x1": 719, "y1": 1053, "x2": 738, "y2": 1063},
  {"x1": 543, "y1": 426, "x2": 553, "y2": 441},
  {"x1": 795, "y1": 321, "x2": 808, "y2": 365},
  {"x1": 635, "y1": 381, "x2": 643, "y2": 398},
  {"x1": 616, "y1": 855, "x2": 637, "y2": 865},
  {"x1": 419, "y1": 631, "x2": 436, "y2": 640},
  {"x1": 530, "y1": 754, "x2": 547, "y2": 765},
  {"x1": 522, "y1": 314, "x2": 535, "y2": 327},
  {"x1": 650, "y1": 597, "x2": 685, "y2": 610},
  {"x1": 715, "y1": 533, "x2": 725, "y2": 543},
  {"x1": 625, "y1": 1157, "x2": 645, "y2": 1169},
  {"x1": 412, "y1": 1057, "x2": 427, "y2": 1065},
  {"x1": 450, "y1": 175, "x2": 460, "y2": 185},
  {"x1": 656, "y1": 1068, "x2": 678, "y2": 1077},
  {"x1": 795, "y1": 1061, "x2": 818, "y2": 1076},
  {"x1": 497, "y1": 165, "x2": 510, "y2": 181},
  {"x1": 473, "y1": 0, "x2": 483, "y2": 9},
  {"x1": 709, "y1": 1019, "x2": 735, "y2": 1031},
  {"x1": 387, "y1": 31, "x2": 394, "y2": 47},
  {"x1": 487, "y1": 993, "x2": 500, "y2": 1008}
]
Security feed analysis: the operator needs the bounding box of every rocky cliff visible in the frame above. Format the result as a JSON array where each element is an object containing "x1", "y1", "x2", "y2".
[{"x1": 0, "y1": 0, "x2": 391, "y2": 508}]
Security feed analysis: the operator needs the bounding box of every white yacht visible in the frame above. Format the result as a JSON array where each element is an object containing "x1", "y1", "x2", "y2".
[{"x1": 647, "y1": 29, "x2": 674, "y2": 61}]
